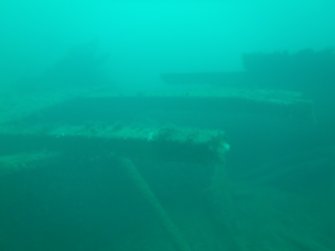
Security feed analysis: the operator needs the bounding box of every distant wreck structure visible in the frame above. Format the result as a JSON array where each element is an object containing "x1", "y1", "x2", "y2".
[
  {"x1": 13, "y1": 41, "x2": 111, "y2": 95},
  {"x1": 161, "y1": 48, "x2": 335, "y2": 94},
  {"x1": 242, "y1": 49, "x2": 335, "y2": 93},
  {"x1": 161, "y1": 48, "x2": 335, "y2": 128},
  {"x1": 41, "y1": 40, "x2": 111, "y2": 87}
]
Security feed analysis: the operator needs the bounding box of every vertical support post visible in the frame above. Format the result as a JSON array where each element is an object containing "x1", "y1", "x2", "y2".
[{"x1": 119, "y1": 157, "x2": 192, "y2": 251}]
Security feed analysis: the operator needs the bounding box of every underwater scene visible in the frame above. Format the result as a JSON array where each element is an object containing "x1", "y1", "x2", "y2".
[{"x1": 0, "y1": 1, "x2": 334, "y2": 250}]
